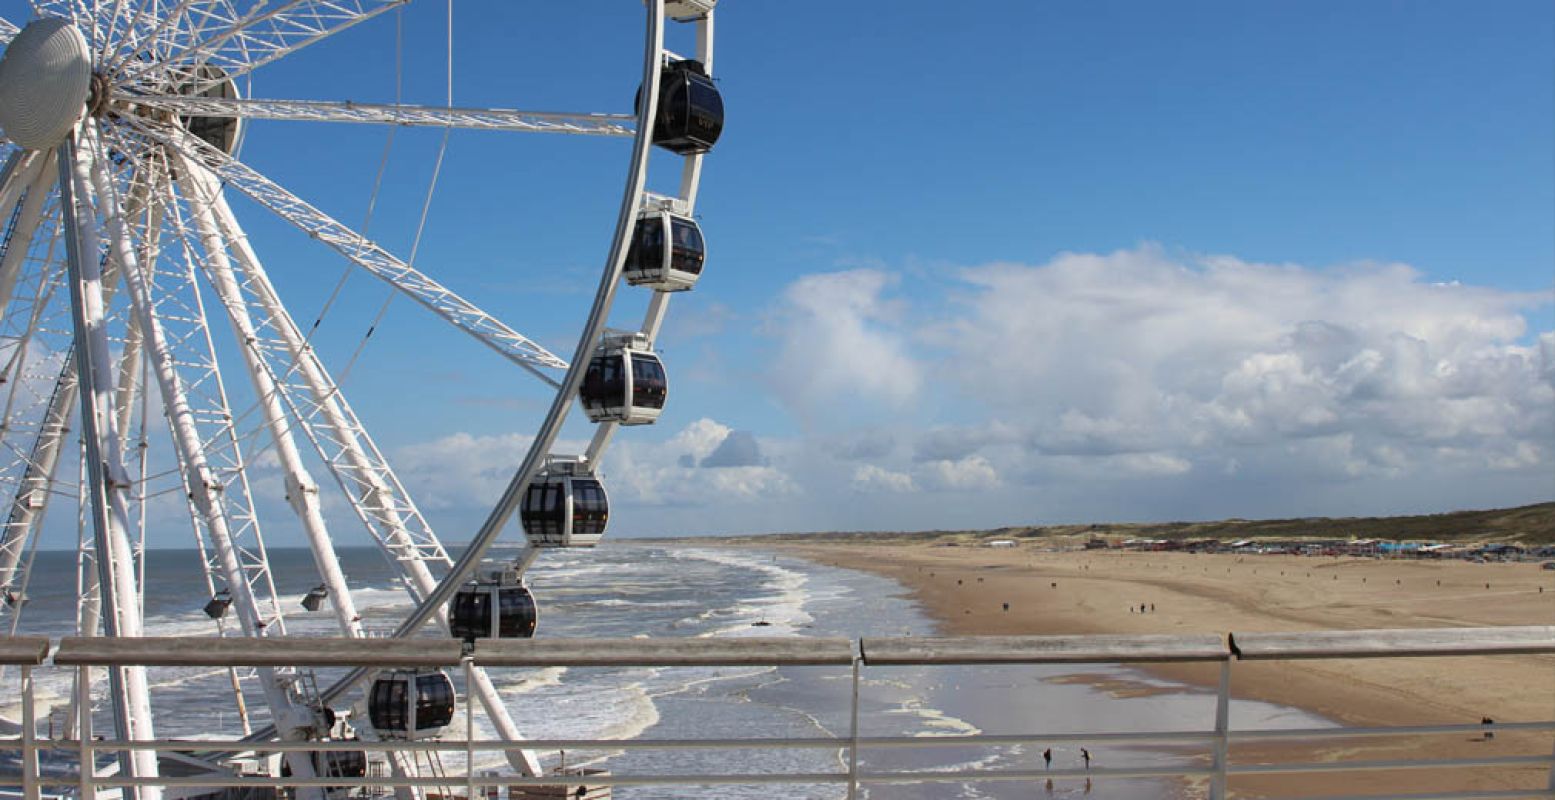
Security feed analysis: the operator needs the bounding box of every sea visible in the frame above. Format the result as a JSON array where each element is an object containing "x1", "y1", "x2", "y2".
[{"x1": 0, "y1": 544, "x2": 1334, "y2": 799}]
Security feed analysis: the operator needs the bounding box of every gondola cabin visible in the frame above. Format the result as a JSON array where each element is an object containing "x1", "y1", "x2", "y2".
[
  {"x1": 521, "y1": 457, "x2": 609, "y2": 548},
  {"x1": 177, "y1": 64, "x2": 242, "y2": 155},
  {"x1": 648, "y1": 59, "x2": 723, "y2": 155},
  {"x1": 579, "y1": 334, "x2": 666, "y2": 425},
  {"x1": 280, "y1": 747, "x2": 368, "y2": 779},
  {"x1": 625, "y1": 210, "x2": 705, "y2": 291},
  {"x1": 449, "y1": 567, "x2": 537, "y2": 641},
  {"x1": 368, "y1": 669, "x2": 455, "y2": 740}
]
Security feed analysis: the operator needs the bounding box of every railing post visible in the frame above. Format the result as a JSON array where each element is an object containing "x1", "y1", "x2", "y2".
[
  {"x1": 464, "y1": 656, "x2": 476, "y2": 800},
  {"x1": 77, "y1": 664, "x2": 95, "y2": 800},
  {"x1": 847, "y1": 657, "x2": 861, "y2": 799},
  {"x1": 1210, "y1": 658, "x2": 1231, "y2": 800},
  {"x1": 1547, "y1": 728, "x2": 1555, "y2": 793},
  {"x1": 22, "y1": 665, "x2": 38, "y2": 800}
]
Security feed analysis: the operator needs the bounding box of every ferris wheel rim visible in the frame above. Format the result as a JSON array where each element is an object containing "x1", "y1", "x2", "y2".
[{"x1": 0, "y1": 0, "x2": 723, "y2": 784}]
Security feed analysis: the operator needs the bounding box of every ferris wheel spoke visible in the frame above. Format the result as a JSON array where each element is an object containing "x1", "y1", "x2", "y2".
[
  {"x1": 173, "y1": 160, "x2": 546, "y2": 778},
  {"x1": 114, "y1": 0, "x2": 410, "y2": 92},
  {"x1": 121, "y1": 115, "x2": 569, "y2": 381},
  {"x1": 0, "y1": 15, "x2": 19, "y2": 45},
  {"x1": 125, "y1": 95, "x2": 638, "y2": 137},
  {"x1": 84, "y1": 125, "x2": 329, "y2": 789}
]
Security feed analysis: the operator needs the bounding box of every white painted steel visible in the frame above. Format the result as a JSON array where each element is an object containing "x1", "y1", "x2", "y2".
[
  {"x1": 129, "y1": 118, "x2": 568, "y2": 380},
  {"x1": 84, "y1": 126, "x2": 323, "y2": 795},
  {"x1": 8, "y1": 628, "x2": 1553, "y2": 800},
  {"x1": 0, "y1": 20, "x2": 91, "y2": 150},
  {"x1": 172, "y1": 160, "x2": 364, "y2": 641},
  {"x1": 126, "y1": 96, "x2": 636, "y2": 137},
  {"x1": 1, "y1": 2, "x2": 722, "y2": 792},
  {"x1": 586, "y1": 7, "x2": 715, "y2": 467},
  {"x1": 113, "y1": 0, "x2": 410, "y2": 94},
  {"x1": 175, "y1": 153, "x2": 544, "y2": 779},
  {"x1": 365, "y1": 0, "x2": 668, "y2": 658},
  {"x1": 56, "y1": 133, "x2": 161, "y2": 800}
]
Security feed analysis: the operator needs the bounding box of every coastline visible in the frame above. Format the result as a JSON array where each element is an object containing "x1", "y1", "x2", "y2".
[{"x1": 751, "y1": 540, "x2": 1555, "y2": 797}]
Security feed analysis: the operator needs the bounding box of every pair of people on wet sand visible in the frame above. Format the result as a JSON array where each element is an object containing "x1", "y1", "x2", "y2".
[{"x1": 1042, "y1": 747, "x2": 1090, "y2": 769}]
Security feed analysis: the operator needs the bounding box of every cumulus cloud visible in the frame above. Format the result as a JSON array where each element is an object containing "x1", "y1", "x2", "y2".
[
  {"x1": 602, "y1": 419, "x2": 797, "y2": 507},
  {"x1": 917, "y1": 455, "x2": 1002, "y2": 491},
  {"x1": 769, "y1": 269, "x2": 922, "y2": 420},
  {"x1": 851, "y1": 464, "x2": 915, "y2": 493},
  {"x1": 925, "y1": 246, "x2": 1553, "y2": 483},
  {"x1": 378, "y1": 247, "x2": 1550, "y2": 537},
  {"x1": 392, "y1": 431, "x2": 540, "y2": 510},
  {"x1": 700, "y1": 430, "x2": 767, "y2": 468}
]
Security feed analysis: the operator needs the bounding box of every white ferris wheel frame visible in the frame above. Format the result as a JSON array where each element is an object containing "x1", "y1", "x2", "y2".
[{"x1": 0, "y1": 0, "x2": 717, "y2": 794}]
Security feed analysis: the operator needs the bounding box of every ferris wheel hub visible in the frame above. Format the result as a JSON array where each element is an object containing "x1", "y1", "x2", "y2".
[{"x1": 0, "y1": 17, "x2": 93, "y2": 150}]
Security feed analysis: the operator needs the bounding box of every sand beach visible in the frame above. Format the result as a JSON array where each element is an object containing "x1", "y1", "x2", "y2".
[{"x1": 761, "y1": 539, "x2": 1555, "y2": 797}]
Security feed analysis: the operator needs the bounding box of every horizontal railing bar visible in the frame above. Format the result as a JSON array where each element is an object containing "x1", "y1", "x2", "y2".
[
  {"x1": 861, "y1": 633, "x2": 1228, "y2": 665},
  {"x1": 1276, "y1": 791, "x2": 1554, "y2": 800},
  {"x1": 1230, "y1": 626, "x2": 1555, "y2": 660},
  {"x1": 1230, "y1": 721, "x2": 1555, "y2": 741},
  {"x1": 855, "y1": 765, "x2": 1214, "y2": 782},
  {"x1": 1228, "y1": 755, "x2": 1555, "y2": 774},
  {"x1": 10, "y1": 719, "x2": 1551, "y2": 755}
]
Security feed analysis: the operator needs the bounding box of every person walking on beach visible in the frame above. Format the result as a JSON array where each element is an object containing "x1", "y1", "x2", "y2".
[
  {"x1": 1043, "y1": 748, "x2": 1052, "y2": 769},
  {"x1": 1081, "y1": 748, "x2": 1091, "y2": 770}
]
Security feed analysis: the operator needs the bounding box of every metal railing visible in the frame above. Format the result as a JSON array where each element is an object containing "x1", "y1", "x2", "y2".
[{"x1": 0, "y1": 627, "x2": 1551, "y2": 800}]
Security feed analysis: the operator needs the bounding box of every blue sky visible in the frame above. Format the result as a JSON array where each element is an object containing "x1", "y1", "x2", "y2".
[{"x1": 8, "y1": 0, "x2": 1553, "y2": 546}]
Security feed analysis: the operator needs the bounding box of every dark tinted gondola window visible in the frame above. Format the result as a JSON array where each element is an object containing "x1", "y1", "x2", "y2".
[
  {"x1": 369, "y1": 678, "x2": 406, "y2": 731},
  {"x1": 631, "y1": 354, "x2": 667, "y2": 409},
  {"x1": 669, "y1": 219, "x2": 704, "y2": 275},
  {"x1": 498, "y1": 588, "x2": 536, "y2": 638},
  {"x1": 449, "y1": 590, "x2": 491, "y2": 640},
  {"x1": 689, "y1": 78, "x2": 724, "y2": 136},
  {"x1": 522, "y1": 482, "x2": 564, "y2": 541},
  {"x1": 415, "y1": 674, "x2": 454, "y2": 730},
  {"x1": 319, "y1": 751, "x2": 367, "y2": 778},
  {"x1": 573, "y1": 478, "x2": 608, "y2": 536},
  {"x1": 581, "y1": 354, "x2": 624, "y2": 412},
  {"x1": 627, "y1": 216, "x2": 665, "y2": 276},
  {"x1": 659, "y1": 74, "x2": 688, "y2": 140}
]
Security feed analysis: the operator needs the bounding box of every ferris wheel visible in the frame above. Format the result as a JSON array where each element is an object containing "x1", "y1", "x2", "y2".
[{"x1": 0, "y1": 0, "x2": 723, "y2": 794}]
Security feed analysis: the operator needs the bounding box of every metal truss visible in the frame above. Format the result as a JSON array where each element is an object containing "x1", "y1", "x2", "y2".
[
  {"x1": 0, "y1": 14, "x2": 17, "y2": 45},
  {"x1": 115, "y1": 1, "x2": 410, "y2": 95},
  {"x1": 175, "y1": 152, "x2": 543, "y2": 778},
  {"x1": 120, "y1": 116, "x2": 569, "y2": 382},
  {"x1": 124, "y1": 95, "x2": 637, "y2": 137}
]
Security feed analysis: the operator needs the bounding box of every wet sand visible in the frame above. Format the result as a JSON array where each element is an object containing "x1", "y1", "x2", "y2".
[{"x1": 762, "y1": 541, "x2": 1555, "y2": 798}]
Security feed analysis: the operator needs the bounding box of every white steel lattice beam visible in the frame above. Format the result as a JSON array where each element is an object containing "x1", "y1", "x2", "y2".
[
  {"x1": 119, "y1": 115, "x2": 569, "y2": 381},
  {"x1": 87, "y1": 124, "x2": 325, "y2": 795},
  {"x1": 124, "y1": 95, "x2": 636, "y2": 137},
  {"x1": 175, "y1": 153, "x2": 544, "y2": 779},
  {"x1": 0, "y1": 15, "x2": 18, "y2": 45},
  {"x1": 114, "y1": 0, "x2": 410, "y2": 93}
]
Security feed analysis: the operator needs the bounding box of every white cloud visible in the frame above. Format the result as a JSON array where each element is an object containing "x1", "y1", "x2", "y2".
[
  {"x1": 769, "y1": 269, "x2": 922, "y2": 420},
  {"x1": 377, "y1": 248, "x2": 1551, "y2": 537},
  {"x1": 851, "y1": 464, "x2": 915, "y2": 493},
  {"x1": 917, "y1": 455, "x2": 1001, "y2": 491},
  {"x1": 925, "y1": 246, "x2": 1552, "y2": 484}
]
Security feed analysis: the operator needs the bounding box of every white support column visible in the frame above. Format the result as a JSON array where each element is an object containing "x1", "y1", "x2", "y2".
[
  {"x1": 0, "y1": 150, "x2": 38, "y2": 224},
  {"x1": 1210, "y1": 659, "x2": 1231, "y2": 800},
  {"x1": 177, "y1": 156, "x2": 542, "y2": 778},
  {"x1": 0, "y1": 361, "x2": 76, "y2": 608},
  {"x1": 173, "y1": 165, "x2": 365, "y2": 639},
  {"x1": 56, "y1": 130, "x2": 162, "y2": 800},
  {"x1": 0, "y1": 151, "x2": 58, "y2": 325},
  {"x1": 84, "y1": 129, "x2": 322, "y2": 796},
  {"x1": 21, "y1": 664, "x2": 37, "y2": 800}
]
